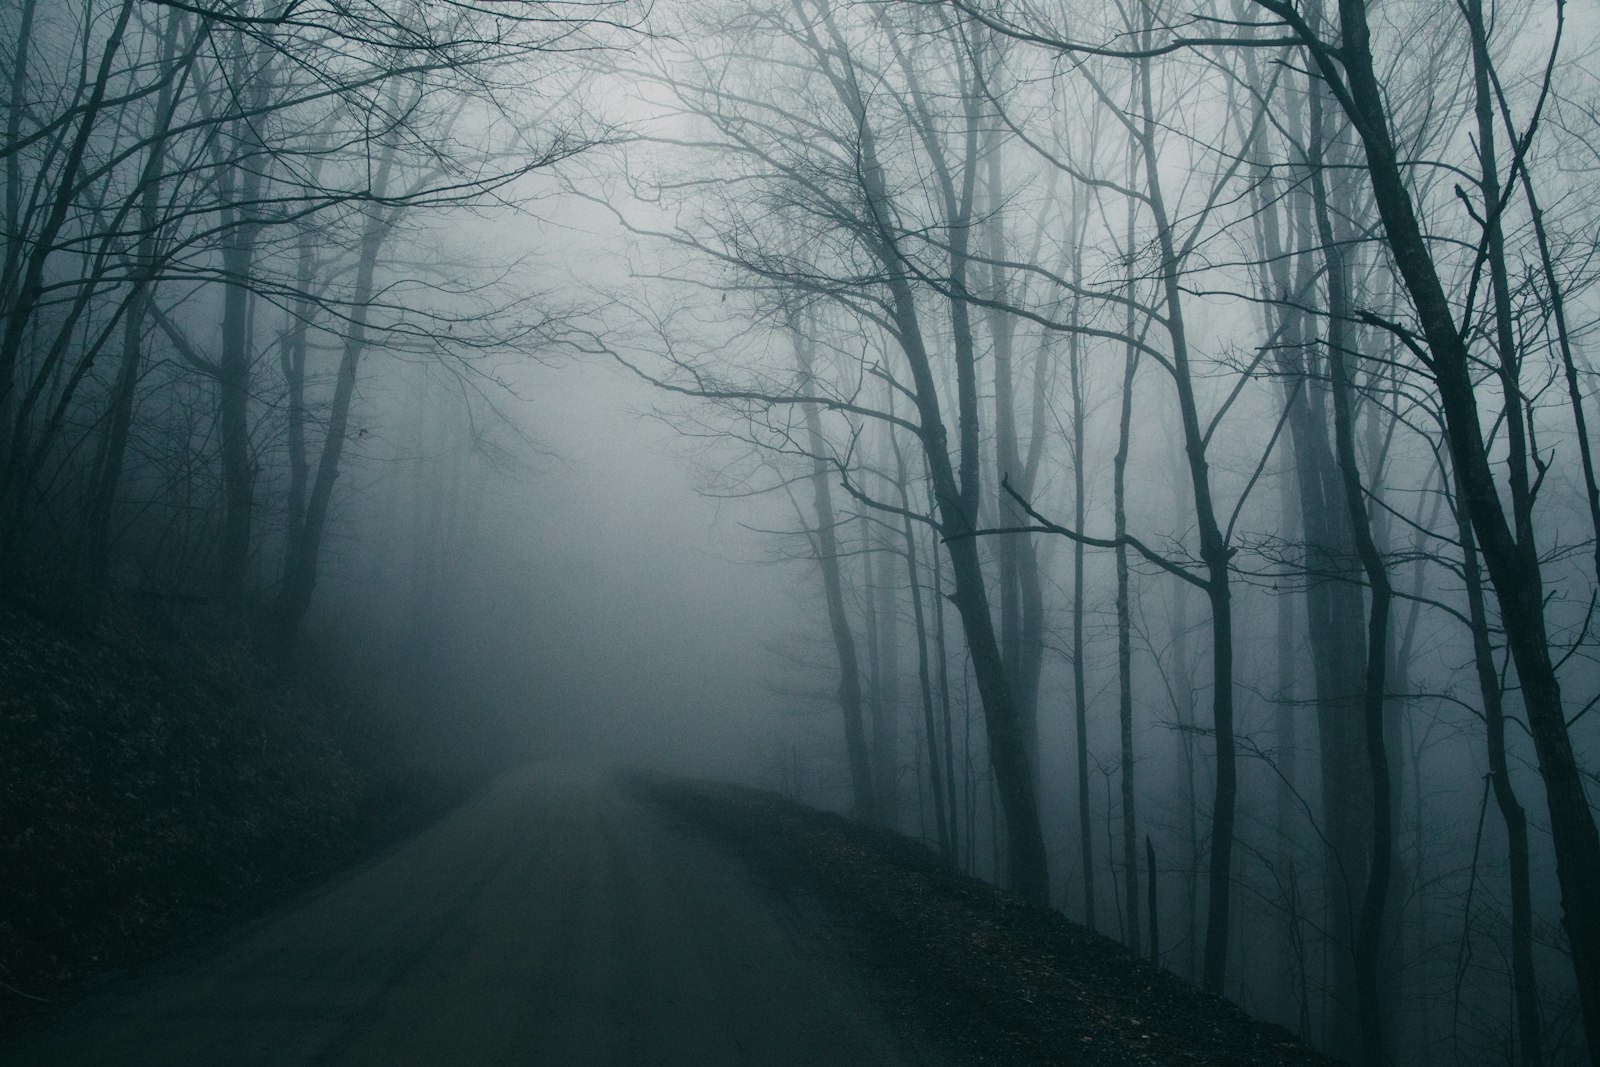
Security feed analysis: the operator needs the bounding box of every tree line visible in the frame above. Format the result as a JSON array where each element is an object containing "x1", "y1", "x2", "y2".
[
  {"x1": 0, "y1": 0, "x2": 627, "y2": 650},
  {"x1": 6, "y1": 0, "x2": 1598, "y2": 1063},
  {"x1": 570, "y1": 1, "x2": 1600, "y2": 1064}
]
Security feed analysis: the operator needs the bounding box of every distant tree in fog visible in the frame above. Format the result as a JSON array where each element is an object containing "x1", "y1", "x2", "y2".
[
  {"x1": 572, "y1": 0, "x2": 1056, "y2": 903},
  {"x1": 1, "y1": 0, "x2": 637, "y2": 649},
  {"x1": 793, "y1": 321, "x2": 877, "y2": 821}
]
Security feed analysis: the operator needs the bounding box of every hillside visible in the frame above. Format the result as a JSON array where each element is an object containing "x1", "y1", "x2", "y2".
[
  {"x1": 0, "y1": 597, "x2": 453, "y2": 1027},
  {"x1": 647, "y1": 779, "x2": 1340, "y2": 1067}
]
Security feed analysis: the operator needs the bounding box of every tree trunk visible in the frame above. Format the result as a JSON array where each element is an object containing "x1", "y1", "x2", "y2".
[
  {"x1": 795, "y1": 332, "x2": 875, "y2": 821},
  {"x1": 1070, "y1": 327, "x2": 1095, "y2": 931},
  {"x1": 273, "y1": 190, "x2": 394, "y2": 651},
  {"x1": 1247, "y1": 64, "x2": 1370, "y2": 1045},
  {"x1": 278, "y1": 199, "x2": 325, "y2": 579},
  {"x1": 931, "y1": 517, "x2": 962, "y2": 864},
  {"x1": 862, "y1": 509, "x2": 900, "y2": 828},
  {"x1": 891, "y1": 422, "x2": 953, "y2": 860},
  {"x1": 1114, "y1": 235, "x2": 1141, "y2": 957},
  {"x1": 985, "y1": 141, "x2": 1048, "y2": 783},
  {"x1": 819, "y1": 15, "x2": 1047, "y2": 899},
  {"x1": 1133, "y1": 37, "x2": 1235, "y2": 991},
  {"x1": 1171, "y1": 576, "x2": 1202, "y2": 982},
  {"x1": 1455, "y1": 465, "x2": 1542, "y2": 1066},
  {"x1": 1309, "y1": 97, "x2": 1393, "y2": 1063},
  {"x1": 1459, "y1": 6, "x2": 1543, "y2": 1061},
  {"x1": 214, "y1": 89, "x2": 268, "y2": 604}
]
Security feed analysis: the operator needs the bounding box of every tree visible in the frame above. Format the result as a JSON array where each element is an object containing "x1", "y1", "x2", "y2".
[
  {"x1": 937, "y1": 1, "x2": 1599, "y2": 1053},
  {"x1": 579, "y1": 0, "x2": 1053, "y2": 901},
  {"x1": 978, "y1": 0, "x2": 1260, "y2": 988},
  {"x1": 1254, "y1": 1, "x2": 1600, "y2": 1056},
  {"x1": 0, "y1": 0, "x2": 634, "y2": 637},
  {"x1": 795, "y1": 322, "x2": 877, "y2": 820}
]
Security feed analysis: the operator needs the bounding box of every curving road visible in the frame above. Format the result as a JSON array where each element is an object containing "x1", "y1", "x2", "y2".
[{"x1": 5, "y1": 767, "x2": 932, "y2": 1065}]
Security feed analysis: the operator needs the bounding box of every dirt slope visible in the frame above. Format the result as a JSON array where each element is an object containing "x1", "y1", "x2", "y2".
[{"x1": 647, "y1": 777, "x2": 1341, "y2": 1067}]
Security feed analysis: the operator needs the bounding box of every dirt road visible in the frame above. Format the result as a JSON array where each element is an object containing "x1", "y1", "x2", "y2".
[{"x1": 4, "y1": 767, "x2": 930, "y2": 1066}]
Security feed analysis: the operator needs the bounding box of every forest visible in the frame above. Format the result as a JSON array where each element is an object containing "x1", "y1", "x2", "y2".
[{"x1": 3, "y1": 0, "x2": 1599, "y2": 1064}]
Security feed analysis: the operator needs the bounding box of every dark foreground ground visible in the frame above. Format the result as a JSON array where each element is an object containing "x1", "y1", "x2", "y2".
[
  {"x1": 5, "y1": 762, "x2": 1337, "y2": 1066},
  {"x1": 2, "y1": 767, "x2": 945, "y2": 1065},
  {"x1": 646, "y1": 778, "x2": 1338, "y2": 1067},
  {"x1": 0, "y1": 597, "x2": 466, "y2": 1029}
]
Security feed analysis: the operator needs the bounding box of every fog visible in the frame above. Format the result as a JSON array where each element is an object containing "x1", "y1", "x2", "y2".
[
  {"x1": 318, "y1": 346, "x2": 807, "y2": 777},
  {"x1": 6, "y1": 0, "x2": 1600, "y2": 1063}
]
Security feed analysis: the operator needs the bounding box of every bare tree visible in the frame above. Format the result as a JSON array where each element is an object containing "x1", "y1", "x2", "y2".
[{"x1": 579, "y1": 0, "x2": 1053, "y2": 900}]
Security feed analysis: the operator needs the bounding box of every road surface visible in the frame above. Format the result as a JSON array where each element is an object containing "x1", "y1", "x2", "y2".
[{"x1": 4, "y1": 767, "x2": 933, "y2": 1065}]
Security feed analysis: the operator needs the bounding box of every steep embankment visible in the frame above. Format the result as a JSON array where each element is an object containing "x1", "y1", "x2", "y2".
[
  {"x1": 647, "y1": 779, "x2": 1339, "y2": 1067},
  {"x1": 0, "y1": 598, "x2": 449, "y2": 1027}
]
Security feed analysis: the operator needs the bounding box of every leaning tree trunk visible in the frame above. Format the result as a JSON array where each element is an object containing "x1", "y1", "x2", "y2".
[{"x1": 886, "y1": 257, "x2": 1048, "y2": 902}]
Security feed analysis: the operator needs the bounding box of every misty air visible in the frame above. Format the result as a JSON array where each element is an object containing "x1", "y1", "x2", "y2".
[{"x1": 2, "y1": 1, "x2": 1598, "y2": 1064}]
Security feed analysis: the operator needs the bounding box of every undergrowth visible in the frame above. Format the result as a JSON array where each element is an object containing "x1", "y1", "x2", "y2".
[{"x1": 0, "y1": 594, "x2": 433, "y2": 1025}]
